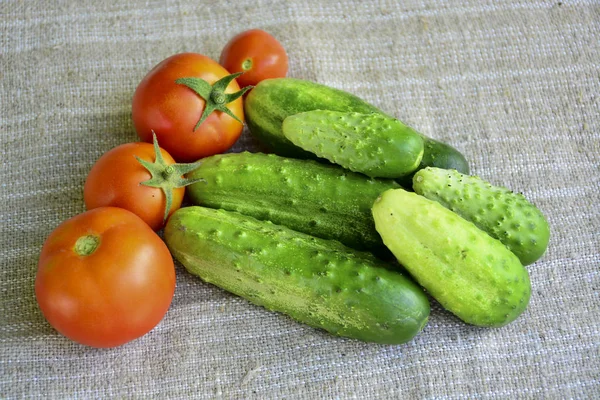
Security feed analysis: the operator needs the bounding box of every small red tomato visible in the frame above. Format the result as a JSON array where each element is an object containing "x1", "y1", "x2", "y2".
[
  {"x1": 35, "y1": 207, "x2": 176, "y2": 348},
  {"x1": 83, "y1": 134, "x2": 201, "y2": 231},
  {"x1": 132, "y1": 53, "x2": 250, "y2": 162},
  {"x1": 219, "y1": 29, "x2": 288, "y2": 87}
]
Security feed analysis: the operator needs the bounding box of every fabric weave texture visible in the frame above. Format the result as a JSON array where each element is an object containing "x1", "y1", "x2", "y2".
[{"x1": 1, "y1": 0, "x2": 599, "y2": 398}]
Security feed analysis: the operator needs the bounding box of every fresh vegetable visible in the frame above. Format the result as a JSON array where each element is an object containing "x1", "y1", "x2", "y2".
[
  {"x1": 244, "y1": 77, "x2": 469, "y2": 176},
  {"x1": 186, "y1": 151, "x2": 399, "y2": 254},
  {"x1": 244, "y1": 77, "x2": 382, "y2": 158},
  {"x1": 132, "y1": 52, "x2": 250, "y2": 162},
  {"x1": 35, "y1": 207, "x2": 176, "y2": 348},
  {"x1": 372, "y1": 189, "x2": 531, "y2": 327},
  {"x1": 219, "y1": 29, "x2": 288, "y2": 87},
  {"x1": 413, "y1": 167, "x2": 550, "y2": 265},
  {"x1": 164, "y1": 206, "x2": 430, "y2": 344},
  {"x1": 83, "y1": 134, "x2": 202, "y2": 231},
  {"x1": 396, "y1": 138, "x2": 470, "y2": 189},
  {"x1": 282, "y1": 110, "x2": 424, "y2": 178}
]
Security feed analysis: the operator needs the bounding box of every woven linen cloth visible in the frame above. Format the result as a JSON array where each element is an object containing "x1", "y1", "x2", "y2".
[{"x1": 1, "y1": 0, "x2": 599, "y2": 398}]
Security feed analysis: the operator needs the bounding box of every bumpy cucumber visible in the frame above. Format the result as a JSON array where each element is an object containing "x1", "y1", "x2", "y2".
[
  {"x1": 244, "y1": 78, "x2": 383, "y2": 158},
  {"x1": 244, "y1": 77, "x2": 469, "y2": 176},
  {"x1": 413, "y1": 167, "x2": 550, "y2": 265},
  {"x1": 164, "y1": 206, "x2": 430, "y2": 345},
  {"x1": 372, "y1": 189, "x2": 531, "y2": 327},
  {"x1": 282, "y1": 111, "x2": 424, "y2": 178},
  {"x1": 186, "y1": 151, "x2": 399, "y2": 254}
]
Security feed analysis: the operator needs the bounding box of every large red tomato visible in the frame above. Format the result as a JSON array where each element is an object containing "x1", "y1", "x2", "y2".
[
  {"x1": 35, "y1": 207, "x2": 176, "y2": 348},
  {"x1": 219, "y1": 29, "x2": 288, "y2": 87},
  {"x1": 132, "y1": 53, "x2": 249, "y2": 162}
]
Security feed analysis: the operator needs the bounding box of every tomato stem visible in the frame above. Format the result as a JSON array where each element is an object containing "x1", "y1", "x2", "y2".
[
  {"x1": 136, "y1": 132, "x2": 205, "y2": 223},
  {"x1": 74, "y1": 235, "x2": 100, "y2": 256},
  {"x1": 211, "y1": 92, "x2": 226, "y2": 105},
  {"x1": 163, "y1": 165, "x2": 175, "y2": 179},
  {"x1": 242, "y1": 58, "x2": 252, "y2": 71},
  {"x1": 175, "y1": 72, "x2": 253, "y2": 131}
]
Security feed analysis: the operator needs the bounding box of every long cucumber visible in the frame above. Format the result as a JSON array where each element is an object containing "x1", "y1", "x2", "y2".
[
  {"x1": 164, "y1": 206, "x2": 430, "y2": 344},
  {"x1": 244, "y1": 77, "x2": 469, "y2": 181},
  {"x1": 186, "y1": 151, "x2": 399, "y2": 254}
]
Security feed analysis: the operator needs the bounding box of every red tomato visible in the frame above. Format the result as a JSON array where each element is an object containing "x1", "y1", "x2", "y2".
[
  {"x1": 83, "y1": 136, "x2": 200, "y2": 231},
  {"x1": 219, "y1": 29, "x2": 288, "y2": 87},
  {"x1": 35, "y1": 207, "x2": 176, "y2": 348},
  {"x1": 132, "y1": 53, "x2": 246, "y2": 162}
]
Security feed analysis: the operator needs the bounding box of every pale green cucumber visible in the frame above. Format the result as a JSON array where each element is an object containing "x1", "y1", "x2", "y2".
[
  {"x1": 372, "y1": 188, "x2": 531, "y2": 327},
  {"x1": 186, "y1": 151, "x2": 399, "y2": 254},
  {"x1": 282, "y1": 111, "x2": 424, "y2": 178},
  {"x1": 164, "y1": 206, "x2": 430, "y2": 344},
  {"x1": 413, "y1": 167, "x2": 550, "y2": 265}
]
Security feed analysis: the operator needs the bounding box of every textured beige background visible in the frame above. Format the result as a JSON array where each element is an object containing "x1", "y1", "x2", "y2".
[{"x1": 1, "y1": 0, "x2": 599, "y2": 398}]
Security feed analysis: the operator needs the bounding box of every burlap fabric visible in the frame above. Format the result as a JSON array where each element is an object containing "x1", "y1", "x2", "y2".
[{"x1": 1, "y1": 1, "x2": 598, "y2": 398}]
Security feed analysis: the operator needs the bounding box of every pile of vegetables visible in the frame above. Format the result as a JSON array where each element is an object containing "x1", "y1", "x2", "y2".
[{"x1": 35, "y1": 29, "x2": 549, "y2": 348}]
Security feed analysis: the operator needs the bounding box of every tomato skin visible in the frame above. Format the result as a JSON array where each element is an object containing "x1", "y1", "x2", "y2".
[
  {"x1": 35, "y1": 207, "x2": 176, "y2": 348},
  {"x1": 219, "y1": 29, "x2": 288, "y2": 87},
  {"x1": 83, "y1": 141, "x2": 183, "y2": 231},
  {"x1": 132, "y1": 53, "x2": 245, "y2": 162}
]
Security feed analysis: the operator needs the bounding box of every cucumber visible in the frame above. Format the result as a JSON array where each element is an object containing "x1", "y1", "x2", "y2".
[
  {"x1": 186, "y1": 151, "x2": 399, "y2": 254},
  {"x1": 372, "y1": 188, "x2": 531, "y2": 327},
  {"x1": 164, "y1": 206, "x2": 430, "y2": 345},
  {"x1": 282, "y1": 111, "x2": 424, "y2": 178},
  {"x1": 244, "y1": 78, "x2": 382, "y2": 159},
  {"x1": 396, "y1": 138, "x2": 470, "y2": 189},
  {"x1": 244, "y1": 77, "x2": 469, "y2": 177},
  {"x1": 413, "y1": 167, "x2": 549, "y2": 265}
]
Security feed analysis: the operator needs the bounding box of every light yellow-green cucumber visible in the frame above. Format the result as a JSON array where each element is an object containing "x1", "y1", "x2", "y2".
[{"x1": 372, "y1": 188, "x2": 531, "y2": 327}]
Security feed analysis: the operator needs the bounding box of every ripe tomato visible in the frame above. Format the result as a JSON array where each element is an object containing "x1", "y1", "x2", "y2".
[
  {"x1": 219, "y1": 29, "x2": 288, "y2": 87},
  {"x1": 83, "y1": 135, "x2": 201, "y2": 231},
  {"x1": 132, "y1": 53, "x2": 248, "y2": 163},
  {"x1": 35, "y1": 207, "x2": 176, "y2": 348}
]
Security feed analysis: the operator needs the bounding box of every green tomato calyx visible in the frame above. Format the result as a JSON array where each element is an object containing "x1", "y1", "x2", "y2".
[
  {"x1": 211, "y1": 92, "x2": 227, "y2": 105},
  {"x1": 74, "y1": 234, "x2": 100, "y2": 256},
  {"x1": 175, "y1": 72, "x2": 252, "y2": 131},
  {"x1": 242, "y1": 58, "x2": 253, "y2": 71},
  {"x1": 136, "y1": 132, "x2": 204, "y2": 223}
]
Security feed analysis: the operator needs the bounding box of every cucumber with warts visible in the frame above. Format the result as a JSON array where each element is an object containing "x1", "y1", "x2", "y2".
[
  {"x1": 164, "y1": 206, "x2": 430, "y2": 344},
  {"x1": 186, "y1": 151, "x2": 399, "y2": 254},
  {"x1": 244, "y1": 77, "x2": 469, "y2": 178},
  {"x1": 372, "y1": 188, "x2": 531, "y2": 327},
  {"x1": 244, "y1": 78, "x2": 382, "y2": 159},
  {"x1": 282, "y1": 111, "x2": 425, "y2": 178},
  {"x1": 413, "y1": 167, "x2": 550, "y2": 265}
]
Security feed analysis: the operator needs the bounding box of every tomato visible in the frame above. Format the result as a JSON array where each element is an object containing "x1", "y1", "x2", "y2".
[
  {"x1": 83, "y1": 135, "x2": 201, "y2": 231},
  {"x1": 219, "y1": 29, "x2": 288, "y2": 87},
  {"x1": 35, "y1": 207, "x2": 176, "y2": 348},
  {"x1": 132, "y1": 52, "x2": 249, "y2": 163}
]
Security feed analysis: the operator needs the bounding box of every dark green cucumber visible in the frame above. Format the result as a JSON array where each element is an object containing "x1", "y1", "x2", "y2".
[
  {"x1": 282, "y1": 111, "x2": 424, "y2": 178},
  {"x1": 244, "y1": 77, "x2": 469, "y2": 177},
  {"x1": 186, "y1": 151, "x2": 399, "y2": 254},
  {"x1": 396, "y1": 138, "x2": 470, "y2": 189},
  {"x1": 164, "y1": 206, "x2": 430, "y2": 344},
  {"x1": 413, "y1": 167, "x2": 550, "y2": 265},
  {"x1": 372, "y1": 188, "x2": 531, "y2": 327}
]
